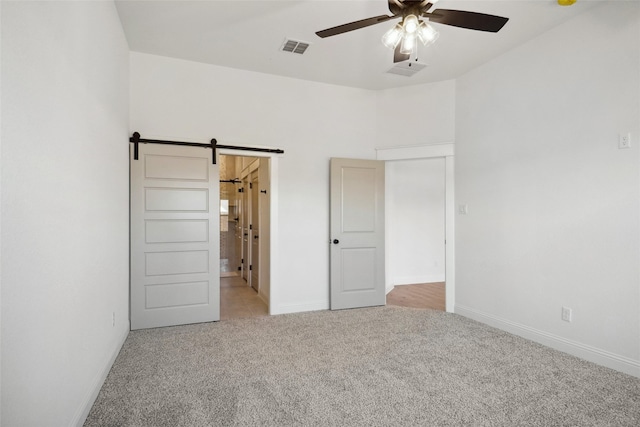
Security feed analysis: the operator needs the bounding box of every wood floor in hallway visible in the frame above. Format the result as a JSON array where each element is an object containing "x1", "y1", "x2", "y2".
[
  {"x1": 386, "y1": 282, "x2": 446, "y2": 311},
  {"x1": 220, "y1": 275, "x2": 268, "y2": 321}
]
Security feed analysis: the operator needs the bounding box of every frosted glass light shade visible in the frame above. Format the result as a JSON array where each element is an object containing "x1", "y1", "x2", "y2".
[
  {"x1": 403, "y1": 14, "x2": 419, "y2": 34},
  {"x1": 417, "y1": 22, "x2": 439, "y2": 46},
  {"x1": 400, "y1": 34, "x2": 416, "y2": 55},
  {"x1": 382, "y1": 24, "x2": 404, "y2": 49}
]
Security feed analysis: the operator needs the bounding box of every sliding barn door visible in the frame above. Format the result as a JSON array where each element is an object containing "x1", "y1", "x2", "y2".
[
  {"x1": 130, "y1": 144, "x2": 219, "y2": 330},
  {"x1": 330, "y1": 158, "x2": 385, "y2": 310}
]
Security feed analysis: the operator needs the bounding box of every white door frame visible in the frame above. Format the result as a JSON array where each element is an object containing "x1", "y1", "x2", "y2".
[
  {"x1": 218, "y1": 148, "x2": 280, "y2": 315},
  {"x1": 376, "y1": 143, "x2": 455, "y2": 313}
]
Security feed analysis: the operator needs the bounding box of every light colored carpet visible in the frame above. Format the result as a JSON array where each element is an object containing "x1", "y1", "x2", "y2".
[{"x1": 85, "y1": 306, "x2": 640, "y2": 426}]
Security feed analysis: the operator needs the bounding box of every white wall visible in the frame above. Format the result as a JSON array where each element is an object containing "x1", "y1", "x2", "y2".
[
  {"x1": 376, "y1": 80, "x2": 456, "y2": 147},
  {"x1": 386, "y1": 158, "x2": 446, "y2": 289},
  {"x1": 130, "y1": 52, "x2": 455, "y2": 313},
  {"x1": 1, "y1": 2, "x2": 130, "y2": 425},
  {"x1": 455, "y1": 2, "x2": 640, "y2": 376},
  {"x1": 131, "y1": 53, "x2": 379, "y2": 313},
  {"x1": 130, "y1": 53, "x2": 457, "y2": 314}
]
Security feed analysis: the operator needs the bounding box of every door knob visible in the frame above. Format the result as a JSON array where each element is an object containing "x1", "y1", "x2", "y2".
[{"x1": 332, "y1": 239, "x2": 339, "y2": 244}]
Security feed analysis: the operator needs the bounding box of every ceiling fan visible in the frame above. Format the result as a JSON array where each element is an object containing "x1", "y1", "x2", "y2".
[{"x1": 316, "y1": 0, "x2": 509, "y2": 63}]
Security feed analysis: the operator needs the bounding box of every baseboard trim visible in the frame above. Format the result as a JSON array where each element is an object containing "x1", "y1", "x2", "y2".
[
  {"x1": 455, "y1": 304, "x2": 640, "y2": 378},
  {"x1": 72, "y1": 322, "x2": 130, "y2": 427},
  {"x1": 272, "y1": 301, "x2": 329, "y2": 315}
]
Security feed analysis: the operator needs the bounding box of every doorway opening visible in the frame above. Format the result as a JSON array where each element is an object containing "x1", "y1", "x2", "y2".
[
  {"x1": 219, "y1": 154, "x2": 270, "y2": 320},
  {"x1": 377, "y1": 143, "x2": 455, "y2": 313},
  {"x1": 384, "y1": 157, "x2": 446, "y2": 311}
]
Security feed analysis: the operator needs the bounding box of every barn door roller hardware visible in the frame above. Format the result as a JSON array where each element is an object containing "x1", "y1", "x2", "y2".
[{"x1": 129, "y1": 132, "x2": 285, "y2": 164}]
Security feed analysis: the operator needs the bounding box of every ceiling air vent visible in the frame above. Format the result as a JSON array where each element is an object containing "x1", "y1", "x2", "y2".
[
  {"x1": 386, "y1": 61, "x2": 427, "y2": 77},
  {"x1": 281, "y1": 39, "x2": 310, "y2": 55}
]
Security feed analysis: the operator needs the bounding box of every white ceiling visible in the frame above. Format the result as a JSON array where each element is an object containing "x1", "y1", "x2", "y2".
[{"x1": 115, "y1": 0, "x2": 605, "y2": 90}]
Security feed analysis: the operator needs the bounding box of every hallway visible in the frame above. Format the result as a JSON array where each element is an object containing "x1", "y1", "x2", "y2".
[{"x1": 220, "y1": 275, "x2": 269, "y2": 320}]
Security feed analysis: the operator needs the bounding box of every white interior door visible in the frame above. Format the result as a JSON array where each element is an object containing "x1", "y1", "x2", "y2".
[
  {"x1": 241, "y1": 177, "x2": 249, "y2": 280},
  {"x1": 250, "y1": 170, "x2": 260, "y2": 291},
  {"x1": 130, "y1": 143, "x2": 219, "y2": 330},
  {"x1": 233, "y1": 195, "x2": 243, "y2": 273},
  {"x1": 330, "y1": 158, "x2": 385, "y2": 310}
]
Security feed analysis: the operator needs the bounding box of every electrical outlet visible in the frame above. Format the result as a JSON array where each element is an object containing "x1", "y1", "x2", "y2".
[
  {"x1": 458, "y1": 204, "x2": 468, "y2": 215},
  {"x1": 619, "y1": 133, "x2": 631, "y2": 149},
  {"x1": 561, "y1": 306, "x2": 572, "y2": 322},
  {"x1": 112, "y1": 312, "x2": 116, "y2": 327}
]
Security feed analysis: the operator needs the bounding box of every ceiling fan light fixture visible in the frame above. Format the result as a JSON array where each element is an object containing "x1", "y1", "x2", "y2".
[
  {"x1": 382, "y1": 23, "x2": 404, "y2": 49},
  {"x1": 403, "y1": 14, "x2": 419, "y2": 34},
  {"x1": 316, "y1": 1, "x2": 509, "y2": 64},
  {"x1": 417, "y1": 21, "x2": 439, "y2": 46}
]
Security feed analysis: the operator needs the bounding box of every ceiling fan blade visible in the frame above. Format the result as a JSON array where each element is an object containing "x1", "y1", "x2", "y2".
[
  {"x1": 316, "y1": 15, "x2": 395, "y2": 38},
  {"x1": 425, "y1": 9, "x2": 509, "y2": 33},
  {"x1": 394, "y1": 44, "x2": 410, "y2": 63}
]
